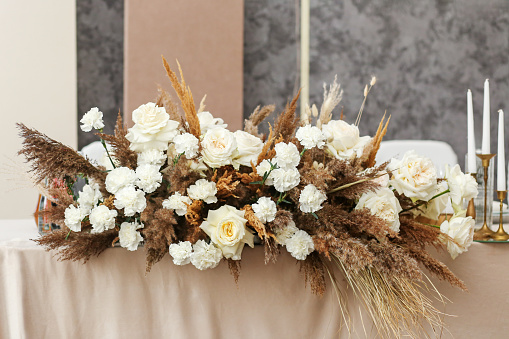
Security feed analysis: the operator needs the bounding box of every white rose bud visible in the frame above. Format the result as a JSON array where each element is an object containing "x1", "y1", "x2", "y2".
[
  {"x1": 256, "y1": 159, "x2": 274, "y2": 185},
  {"x1": 198, "y1": 111, "x2": 228, "y2": 135},
  {"x1": 445, "y1": 164, "x2": 478, "y2": 206}
]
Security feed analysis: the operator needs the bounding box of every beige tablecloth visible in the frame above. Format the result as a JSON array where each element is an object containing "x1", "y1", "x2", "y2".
[{"x1": 1, "y1": 219, "x2": 508, "y2": 338}]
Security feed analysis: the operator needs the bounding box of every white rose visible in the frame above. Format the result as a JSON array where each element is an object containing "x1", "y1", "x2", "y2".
[
  {"x1": 388, "y1": 150, "x2": 437, "y2": 201},
  {"x1": 80, "y1": 107, "x2": 104, "y2": 132},
  {"x1": 231, "y1": 131, "x2": 263, "y2": 170},
  {"x1": 200, "y1": 205, "x2": 255, "y2": 260},
  {"x1": 299, "y1": 184, "x2": 327, "y2": 213},
  {"x1": 118, "y1": 221, "x2": 144, "y2": 251},
  {"x1": 173, "y1": 133, "x2": 200, "y2": 159},
  {"x1": 187, "y1": 179, "x2": 217, "y2": 204},
  {"x1": 296, "y1": 125, "x2": 326, "y2": 149},
  {"x1": 355, "y1": 187, "x2": 403, "y2": 232},
  {"x1": 252, "y1": 197, "x2": 277, "y2": 223},
  {"x1": 190, "y1": 240, "x2": 223, "y2": 270},
  {"x1": 201, "y1": 127, "x2": 237, "y2": 168},
  {"x1": 113, "y1": 186, "x2": 147, "y2": 216},
  {"x1": 126, "y1": 102, "x2": 180, "y2": 152},
  {"x1": 105, "y1": 167, "x2": 137, "y2": 194},
  {"x1": 445, "y1": 164, "x2": 478, "y2": 206},
  {"x1": 169, "y1": 241, "x2": 193, "y2": 265},
  {"x1": 162, "y1": 192, "x2": 192, "y2": 216},
  {"x1": 77, "y1": 183, "x2": 103, "y2": 214},
  {"x1": 417, "y1": 183, "x2": 449, "y2": 220},
  {"x1": 285, "y1": 230, "x2": 315, "y2": 260},
  {"x1": 271, "y1": 167, "x2": 301, "y2": 192},
  {"x1": 89, "y1": 205, "x2": 118, "y2": 233},
  {"x1": 137, "y1": 149, "x2": 167, "y2": 167},
  {"x1": 321, "y1": 120, "x2": 371, "y2": 160},
  {"x1": 198, "y1": 111, "x2": 228, "y2": 135},
  {"x1": 440, "y1": 216, "x2": 475, "y2": 259},
  {"x1": 274, "y1": 221, "x2": 299, "y2": 245},
  {"x1": 274, "y1": 142, "x2": 300, "y2": 169},
  {"x1": 64, "y1": 205, "x2": 85, "y2": 232},
  {"x1": 135, "y1": 164, "x2": 162, "y2": 193},
  {"x1": 256, "y1": 159, "x2": 274, "y2": 185}
]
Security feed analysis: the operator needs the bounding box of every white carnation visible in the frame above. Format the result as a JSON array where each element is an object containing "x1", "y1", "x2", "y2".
[
  {"x1": 64, "y1": 205, "x2": 85, "y2": 232},
  {"x1": 77, "y1": 183, "x2": 103, "y2": 214},
  {"x1": 118, "y1": 221, "x2": 144, "y2": 251},
  {"x1": 126, "y1": 102, "x2": 180, "y2": 152},
  {"x1": 231, "y1": 131, "x2": 263, "y2": 169},
  {"x1": 299, "y1": 184, "x2": 327, "y2": 213},
  {"x1": 137, "y1": 149, "x2": 167, "y2": 167},
  {"x1": 256, "y1": 159, "x2": 274, "y2": 185},
  {"x1": 169, "y1": 241, "x2": 193, "y2": 265},
  {"x1": 296, "y1": 125, "x2": 326, "y2": 149},
  {"x1": 274, "y1": 221, "x2": 299, "y2": 245},
  {"x1": 187, "y1": 179, "x2": 218, "y2": 204},
  {"x1": 201, "y1": 127, "x2": 237, "y2": 168},
  {"x1": 252, "y1": 197, "x2": 277, "y2": 223},
  {"x1": 80, "y1": 107, "x2": 104, "y2": 132},
  {"x1": 274, "y1": 142, "x2": 300, "y2": 169},
  {"x1": 173, "y1": 133, "x2": 200, "y2": 159},
  {"x1": 89, "y1": 205, "x2": 118, "y2": 233},
  {"x1": 190, "y1": 240, "x2": 223, "y2": 270},
  {"x1": 114, "y1": 186, "x2": 147, "y2": 216},
  {"x1": 285, "y1": 230, "x2": 315, "y2": 260},
  {"x1": 198, "y1": 111, "x2": 228, "y2": 135},
  {"x1": 162, "y1": 192, "x2": 192, "y2": 216},
  {"x1": 271, "y1": 167, "x2": 300, "y2": 192},
  {"x1": 135, "y1": 164, "x2": 162, "y2": 193},
  {"x1": 105, "y1": 167, "x2": 137, "y2": 194}
]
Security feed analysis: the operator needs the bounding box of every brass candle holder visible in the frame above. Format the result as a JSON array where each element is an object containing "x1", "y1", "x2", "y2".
[
  {"x1": 466, "y1": 173, "x2": 477, "y2": 219},
  {"x1": 474, "y1": 153, "x2": 496, "y2": 240},
  {"x1": 492, "y1": 190, "x2": 509, "y2": 241}
]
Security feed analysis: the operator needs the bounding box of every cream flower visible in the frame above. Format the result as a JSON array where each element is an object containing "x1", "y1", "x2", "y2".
[
  {"x1": 388, "y1": 150, "x2": 437, "y2": 201},
  {"x1": 200, "y1": 205, "x2": 255, "y2": 260},
  {"x1": 190, "y1": 240, "x2": 223, "y2": 270},
  {"x1": 445, "y1": 164, "x2": 478, "y2": 206},
  {"x1": 137, "y1": 149, "x2": 167, "y2": 167},
  {"x1": 89, "y1": 205, "x2": 118, "y2": 233},
  {"x1": 80, "y1": 107, "x2": 104, "y2": 132},
  {"x1": 271, "y1": 167, "x2": 300, "y2": 192},
  {"x1": 274, "y1": 221, "x2": 299, "y2": 245},
  {"x1": 187, "y1": 179, "x2": 217, "y2": 204},
  {"x1": 201, "y1": 127, "x2": 237, "y2": 168},
  {"x1": 355, "y1": 187, "x2": 403, "y2": 232},
  {"x1": 274, "y1": 142, "x2": 300, "y2": 169},
  {"x1": 114, "y1": 186, "x2": 147, "y2": 216},
  {"x1": 256, "y1": 159, "x2": 274, "y2": 185},
  {"x1": 105, "y1": 167, "x2": 137, "y2": 194},
  {"x1": 299, "y1": 184, "x2": 327, "y2": 213},
  {"x1": 321, "y1": 120, "x2": 371, "y2": 160},
  {"x1": 162, "y1": 192, "x2": 192, "y2": 216},
  {"x1": 417, "y1": 183, "x2": 449, "y2": 220},
  {"x1": 231, "y1": 131, "x2": 263, "y2": 169},
  {"x1": 169, "y1": 241, "x2": 193, "y2": 265},
  {"x1": 173, "y1": 133, "x2": 200, "y2": 159},
  {"x1": 252, "y1": 197, "x2": 277, "y2": 223},
  {"x1": 77, "y1": 183, "x2": 103, "y2": 214},
  {"x1": 118, "y1": 221, "x2": 144, "y2": 251},
  {"x1": 64, "y1": 205, "x2": 85, "y2": 232},
  {"x1": 189, "y1": 158, "x2": 208, "y2": 177},
  {"x1": 126, "y1": 102, "x2": 180, "y2": 152},
  {"x1": 135, "y1": 164, "x2": 162, "y2": 193},
  {"x1": 285, "y1": 230, "x2": 315, "y2": 260},
  {"x1": 198, "y1": 111, "x2": 228, "y2": 135},
  {"x1": 440, "y1": 215, "x2": 475, "y2": 259},
  {"x1": 296, "y1": 125, "x2": 326, "y2": 149}
]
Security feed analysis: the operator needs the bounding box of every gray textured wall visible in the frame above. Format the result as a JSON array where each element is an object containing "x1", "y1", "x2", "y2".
[{"x1": 77, "y1": 0, "x2": 509, "y2": 170}]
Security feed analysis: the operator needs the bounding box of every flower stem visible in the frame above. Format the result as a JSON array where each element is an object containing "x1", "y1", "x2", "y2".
[
  {"x1": 98, "y1": 129, "x2": 116, "y2": 169},
  {"x1": 401, "y1": 189, "x2": 450, "y2": 213}
]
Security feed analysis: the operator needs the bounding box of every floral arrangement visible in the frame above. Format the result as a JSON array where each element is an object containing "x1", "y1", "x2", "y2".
[{"x1": 17, "y1": 57, "x2": 478, "y2": 338}]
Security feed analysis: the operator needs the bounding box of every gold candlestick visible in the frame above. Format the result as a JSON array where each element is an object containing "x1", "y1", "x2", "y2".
[
  {"x1": 466, "y1": 173, "x2": 477, "y2": 219},
  {"x1": 492, "y1": 190, "x2": 509, "y2": 241},
  {"x1": 474, "y1": 154, "x2": 496, "y2": 240}
]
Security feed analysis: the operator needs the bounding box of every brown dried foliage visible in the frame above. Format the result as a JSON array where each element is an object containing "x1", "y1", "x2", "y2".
[
  {"x1": 165, "y1": 159, "x2": 202, "y2": 195},
  {"x1": 365, "y1": 113, "x2": 391, "y2": 168},
  {"x1": 244, "y1": 104, "x2": 275, "y2": 139},
  {"x1": 184, "y1": 200, "x2": 207, "y2": 243},
  {"x1": 17, "y1": 123, "x2": 106, "y2": 184},
  {"x1": 242, "y1": 205, "x2": 268, "y2": 239},
  {"x1": 162, "y1": 57, "x2": 201, "y2": 137},
  {"x1": 213, "y1": 169, "x2": 240, "y2": 200},
  {"x1": 263, "y1": 237, "x2": 280, "y2": 264},
  {"x1": 227, "y1": 259, "x2": 241, "y2": 284},
  {"x1": 37, "y1": 187, "x2": 76, "y2": 227},
  {"x1": 97, "y1": 112, "x2": 137, "y2": 169},
  {"x1": 272, "y1": 90, "x2": 301, "y2": 144},
  {"x1": 300, "y1": 252, "x2": 327, "y2": 296},
  {"x1": 266, "y1": 209, "x2": 294, "y2": 235},
  {"x1": 367, "y1": 241, "x2": 421, "y2": 282}
]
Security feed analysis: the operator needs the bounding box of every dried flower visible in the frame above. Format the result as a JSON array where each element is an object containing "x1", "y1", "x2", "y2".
[
  {"x1": 119, "y1": 221, "x2": 144, "y2": 251},
  {"x1": 163, "y1": 192, "x2": 192, "y2": 216},
  {"x1": 80, "y1": 107, "x2": 104, "y2": 132},
  {"x1": 274, "y1": 220, "x2": 298, "y2": 245}
]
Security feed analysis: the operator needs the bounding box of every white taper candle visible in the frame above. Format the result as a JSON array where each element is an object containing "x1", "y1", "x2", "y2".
[
  {"x1": 300, "y1": 0, "x2": 310, "y2": 120},
  {"x1": 482, "y1": 79, "x2": 490, "y2": 154},
  {"x1": 467, "y1": 89, "x2": 476, "y2": 173},
  {"x1": 498, "y1": 109, "x2": 506, "y2": 191}
]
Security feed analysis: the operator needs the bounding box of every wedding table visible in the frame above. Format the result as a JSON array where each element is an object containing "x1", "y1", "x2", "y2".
[{"x1": 1, "y1": 219, "x2": 508, "y2": 338}]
